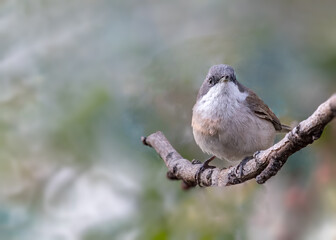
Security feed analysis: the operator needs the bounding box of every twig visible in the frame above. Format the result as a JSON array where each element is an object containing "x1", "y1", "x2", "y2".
[{"x1": 142, "y1": 94, "x2": 336, "y2": 187}]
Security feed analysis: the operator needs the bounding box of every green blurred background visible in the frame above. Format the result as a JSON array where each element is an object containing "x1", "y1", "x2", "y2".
[{"x1": 0, "y1": 0, "x2": 336, "y2": 239}]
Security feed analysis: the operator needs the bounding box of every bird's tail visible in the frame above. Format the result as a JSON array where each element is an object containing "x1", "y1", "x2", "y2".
[{"x1": 280, "y1": 124, "x2": 292, "y2": 133}]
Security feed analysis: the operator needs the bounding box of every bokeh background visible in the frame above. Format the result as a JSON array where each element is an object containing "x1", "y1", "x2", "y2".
[{"x1": 0, "y1": 0, "x2": 336, "y2": 239}]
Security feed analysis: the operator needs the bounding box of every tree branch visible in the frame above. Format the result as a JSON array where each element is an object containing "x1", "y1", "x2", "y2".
[{"x1": 141, "y1": 94, "x2": 336, "y2": 187}]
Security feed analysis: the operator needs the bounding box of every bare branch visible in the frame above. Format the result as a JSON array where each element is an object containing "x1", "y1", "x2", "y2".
[{"x1": 141, "y1": 94, "x2": 336, "y2": 187}]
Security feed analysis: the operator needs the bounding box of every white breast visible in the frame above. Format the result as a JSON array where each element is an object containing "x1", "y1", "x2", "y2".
[{"x1": 192, "y1": 82, "x2": 276, "y2": 162}]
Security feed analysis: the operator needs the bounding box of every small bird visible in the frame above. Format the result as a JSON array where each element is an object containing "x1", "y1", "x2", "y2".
[{"x1": 192, "y1": 64, "x2": 290, "y2": 181}]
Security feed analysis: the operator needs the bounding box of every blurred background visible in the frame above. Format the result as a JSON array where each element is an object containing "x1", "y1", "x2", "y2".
[{"x1": 0, "y1": 0, "x2": 336, "y2": 239}]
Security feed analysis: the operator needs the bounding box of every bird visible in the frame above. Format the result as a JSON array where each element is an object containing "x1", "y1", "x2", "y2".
[{"x1": 191, "y1": 64, "x2": 290, "y2": 183}]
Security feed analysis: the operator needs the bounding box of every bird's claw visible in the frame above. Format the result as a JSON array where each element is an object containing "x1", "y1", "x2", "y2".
[
  {"x1": 191, "y1": 159, "x2": 202, "y2": 165},
  {"x1": 237, "y1": 156, "x2": 253, "y2": 178},
  {"x1": 195, "y1": 156, "x2": 216, "y2": 187},
  {"x1": 253, "y1": 150, "x2": 261, "y2": 158}
]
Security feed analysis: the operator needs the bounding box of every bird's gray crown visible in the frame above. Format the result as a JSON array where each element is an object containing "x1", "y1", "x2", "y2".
[{"x1": 207, "y1": 64, "x2": 236, "y2": 81}]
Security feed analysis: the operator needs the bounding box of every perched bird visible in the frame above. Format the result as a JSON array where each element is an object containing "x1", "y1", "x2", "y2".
[{"x1": 192, "y1": 64, "x2": 290, "y2": 181}]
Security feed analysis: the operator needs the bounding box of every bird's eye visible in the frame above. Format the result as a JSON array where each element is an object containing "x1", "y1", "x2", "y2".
[
  {"x1": 209, "y1": 77, "x2": 215, "y2": 85},
  {"x1": 224, "y1": 75, "x2": 229, "y2": 80}
]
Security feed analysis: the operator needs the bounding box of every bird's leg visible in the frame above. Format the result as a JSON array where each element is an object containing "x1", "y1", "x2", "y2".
[
  {"x1": 238, "y1": 156, "x2": 253, "y2": 178},
  {"x1": 194, "y1": 156, "x2": 216, "y2": 187}
]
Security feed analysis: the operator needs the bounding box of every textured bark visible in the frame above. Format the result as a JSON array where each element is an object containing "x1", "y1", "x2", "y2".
[{"x1": 141, "y1": 94, "x2": 336, "y2": 187}]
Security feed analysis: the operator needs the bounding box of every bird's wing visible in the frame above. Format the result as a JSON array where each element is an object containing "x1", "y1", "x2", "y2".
[{"x1": 245, "y1": 89, "x2": 284, "y2": 132}]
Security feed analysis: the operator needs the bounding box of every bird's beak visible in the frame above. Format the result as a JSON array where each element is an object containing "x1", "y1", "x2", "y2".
[{"x1": 220, "y1": 77, "x2": 229, "y2": 83}]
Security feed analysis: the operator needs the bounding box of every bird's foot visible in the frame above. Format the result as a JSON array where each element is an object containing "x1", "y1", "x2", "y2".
[
  {"x1": 238, "y1": 156, "x2": 253, "y2": 178},
  {"x1": 195, "y1": 156, "x2": 216, "y2": 187}
]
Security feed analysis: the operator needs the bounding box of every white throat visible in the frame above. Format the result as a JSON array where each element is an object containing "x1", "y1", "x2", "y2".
[{"x1": 196, "y1": 81, "x2": 248, "y2": 115}]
